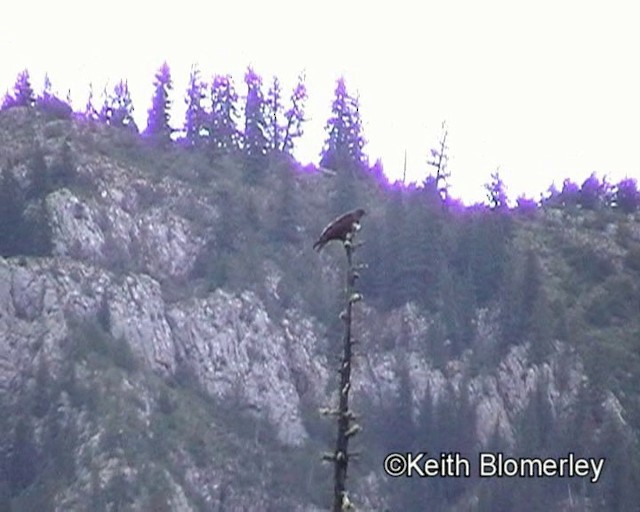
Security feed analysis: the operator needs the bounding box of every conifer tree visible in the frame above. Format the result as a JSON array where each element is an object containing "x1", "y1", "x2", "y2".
[
  {"x1": 209, "y1": 74, "x2": 241, "y2": 156},
  {"x1": 320, "y1": 77, "x2": 366, "y2": 173},
  {"x1": 100, "y1": 80, "x2": 137, "y2": 132},
  {"x1": 264, "y1": 76, "x2": 284, "y2": 153},
  {"x1": 84, "y1": 83, "x2": 99, "y2": 121},
  {"x1": 145, "y1": 62, "x2": 173, "y2": 145},
  {"x1": 36, "y1": 74, "x2": 72, "y2": 119},
  {"x1": 183, "y1": 65, "x2": 208, "y2": 147},
  {"x1": 264, "y1": 73, "x2": 308, "y2": 155},
  {"x1": 282, "y1": 73, "x2": 307, "y2": 154},
  {"x1": 614, "y1": 177, "x2": 640, "y2": 213},
  {"x1": 559, "y1": 178, "x2": 580, "y2": 208},
  {"x1": 578, "y1": 172, "x2": 605, "y2": 210},
  {"x1": 485, "y1": 170, "x2": 508, "y2": 210},
  {"x1": 243, "y1": 67, "x2": 268, "y2": 175},
  {"x1": 2, "y1": 69, "x2": 35, "y2": 109}
]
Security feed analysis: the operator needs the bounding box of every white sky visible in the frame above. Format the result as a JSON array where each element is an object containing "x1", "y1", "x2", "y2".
[{"x1": 1, "y1": 0, "x2": 639, "y2": 203}]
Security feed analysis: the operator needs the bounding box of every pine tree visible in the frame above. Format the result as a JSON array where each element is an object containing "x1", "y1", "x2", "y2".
[
  {"x1": 578, "y1": 172, "x2": 605, "y2": 210},
  {"x1": 40, "y1": 73, "x2": 53, "y2": 104},
  {"x1": 36, "y1": 74, "x2": 73, "y2": 119},
  {"x1": 320, "y1": 77, "x2": 366, "y2": 173},
  {"x1": 183, "y1": 65, "x2": 208, "y2": 147},
  {"x1": 264, "y1": 76, "x2": 284, "y2": 153},
  {"x1": 84, "y1": 83, "x2": 99, "y2": 120},
  {"x1": 485, "y1": 170, "x2": 508, "y2": 210},
  {"x1": 2, "y1": 69, "x2": 35, "y2": 109},
  {"x1": 100, "y1": 80, "x2": 137, "y2": 131},
  {"x1": 145, "y1": 62, "x2": 173, "y2": 145},
  {"x1": 282, "y1": 73, "x2": 307, "y2": 154},
  {"x1": 243, "y1": 67, "x2": 268, "y2": 176},
  {"x1": 559, "y1": 178, "x2": 580, "y2": 208},
  {"x1": 614, "y1": 177, "x2": 640, "y2": 213},
  {"x1": 209, "y1": 74, "x2": 241, "y2": 157}
]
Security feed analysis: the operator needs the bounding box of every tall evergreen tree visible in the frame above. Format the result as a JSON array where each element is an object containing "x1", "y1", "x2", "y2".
[
  {"x1": 183, "y1": 65, "x2": 208, "y2": 147},
  {"x1": 485, "y1": 170, "x2": 508, "y2": 210},
  {"x1": 145, "y1": 62, "x2": 173, "y2": 144},
  {"x1": 209, "y1": 74, "x2": 241, "y2": 156},
  {"x1": 2, "y1": 69, "x2": 35, "y2": 109},
  {"x1": 84, "y1": 83, "x2": 99, "y2": 121},
  {"x1": 36, "y1": 74, "x2": 72, "y2": 119},
  {"x1": 243, "y1": 67, "x2": 268, "y2": 176},
  {"x1": 578, "y1": 172, "x2": 606, "y2": 210},
  {"x1": 99, "y1": 80, "x2": 137, "y2": 132},
  {"x1": 614, "y1": 177, "x2": 640, "y2": 213},
  {"x1": 264, "y1": 76, "x2": 284, "y2": 153},
  {"x1": 282, "y1": 73, "x2": 307, "y2": 154},
  {"x1": 320, "y1": 77, "x2": 366, "y2": 173}
]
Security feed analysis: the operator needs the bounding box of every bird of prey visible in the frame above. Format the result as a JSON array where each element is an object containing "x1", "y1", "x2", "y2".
[{"x1": 313, "y1": 208, "x2": 366, "y2": 252}]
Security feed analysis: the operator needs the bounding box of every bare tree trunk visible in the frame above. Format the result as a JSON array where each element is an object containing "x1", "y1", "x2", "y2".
[{"x1": 323, "y1": 234, "x2": 363, "y2": 512}]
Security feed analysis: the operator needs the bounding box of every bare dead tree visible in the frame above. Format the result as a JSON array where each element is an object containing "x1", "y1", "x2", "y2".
[
  {"x1": 320, "y1": 225, "x2": 365, "y2": 511},
  {"x1": 427, "y1": 120, "x2": 451, "y2": 203}
]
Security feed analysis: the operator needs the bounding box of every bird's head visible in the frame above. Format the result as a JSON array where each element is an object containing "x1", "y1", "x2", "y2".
[{"x1": 354, "y1": 208, "x2": 366, "y2": 219}]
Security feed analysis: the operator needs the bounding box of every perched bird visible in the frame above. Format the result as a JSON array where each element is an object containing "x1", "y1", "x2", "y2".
[{"x1": 313, "y1": 208, "x2": 366, "y2": 252}]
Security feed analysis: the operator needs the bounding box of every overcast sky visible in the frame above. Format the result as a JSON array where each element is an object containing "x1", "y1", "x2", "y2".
[{"x1": 1, "y1": 0, "x2": 638, "y2": 203}]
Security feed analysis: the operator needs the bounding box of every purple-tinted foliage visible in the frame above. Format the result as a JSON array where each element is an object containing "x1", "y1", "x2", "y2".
[
  {"x1": 83, "y1": 84, "x2": 99, "y2": 121},
  {"x1": 485, "y1": 170, "x2": 508, "y2": 210},
  {"x1": 264, "y1": 75, "x2": 284, "y2": 152},
  {"x1": 369, "y1": 158, "x2": 385, "y2": 183},
  {"x1": 281, "y1": 73, "x2": 307, "y2": 154},
  {"x1": 614, "y1": 177, "x2": 640, "y2": 213},
  {"x1": 320, "y1": 77, "x2": 367, "y2": 172},
  {"x1": 243, "y1": 66, "x2": 268, "y2": 162},
  {"x1": 559, "y1": 179, "x2": 580, "y2": 207},
  {"x1": 2, "y1": 70, "x2": 35, "y2": 110},
  {"x1": 99, "y1": 80, "x2": 137, "y2": 132},
  {"x1": 300, "y1": 162, "x2": 318, "y2": 174},
  {"x1": 421, "y1": 174, "x2": 444, "y2": 208},
  {"x1": 35, "y1": 74, "x2": 72, "y2": 119},
  {"x1": 209, "y1": 74, "x2": 241, "y2": 152},
  {"x1": 183, "y1": 65, "x2": 208, "y2": 147},
  {"x1": 144, "y1": 62, "x2": 173, "y2": 143},
  {"x1": 578, "y1": 172, "x2": 605, "y2": 210},
  {"x1": 515, "y1": 196, "x2": 538, "y2": 216}
]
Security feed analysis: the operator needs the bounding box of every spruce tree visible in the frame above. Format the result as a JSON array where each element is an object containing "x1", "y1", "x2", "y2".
[
  {"x1": 36, "y1": 74, "x2": 73, "y2": 119},
  {"x1": 264, "y1": 76, "x2": 284, "y2": 153},
  {"x1": 183, "y1": 65, "x2": 208, "y2": 147},
  {"x1": 209, "y1": 74, "x2": 241, "y2": 157},
  {"x1": 2, "y1": 69, "x2": 35, "y2": 109},
  {"x1": 615, "y1": 177, "x2": 640, "y2": 213},
  {"x1": 282, "y1": 73, "x2": 307, "y2": 154},
  {"x1": 320, "y1": 77, "x2": 366, "y2": 173},
  {"x1": 145, "y1": 62, "x2": 173, "y2": 145},
  {"x1": 99, "y1": 80, "x2": 137, "y2": 132},
  {"x1": 84, "y1": 83, "x2": 99, "y2": 121},
  {"x1": 485, "y1": 170, "x2": 508, "y2": 210},
  {"x1": 243, "y1": 67, "x2": 268, "y2": 176}
]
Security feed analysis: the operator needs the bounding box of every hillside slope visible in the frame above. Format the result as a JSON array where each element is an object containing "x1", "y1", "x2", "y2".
[{"x1": 0, "y1": 107, "x2": 639, "y2": 511}]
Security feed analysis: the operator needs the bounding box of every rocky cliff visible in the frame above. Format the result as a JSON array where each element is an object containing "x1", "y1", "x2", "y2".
[{"x1": 0, "y1": 107, "x2": 634, "y2": 511}]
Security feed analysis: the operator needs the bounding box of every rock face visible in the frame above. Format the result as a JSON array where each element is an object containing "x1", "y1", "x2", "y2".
[
  {"x1": 166, "y1": 290, "x2": 327, "y2": 445},
  {"x1": 0, "y1": 109, "x2": 630, "y2": 511}
]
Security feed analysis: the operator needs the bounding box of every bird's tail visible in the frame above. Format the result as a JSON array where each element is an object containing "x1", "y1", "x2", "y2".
[{"x1": 313, "y1": 240, "x2": 325, "y2": 252}]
